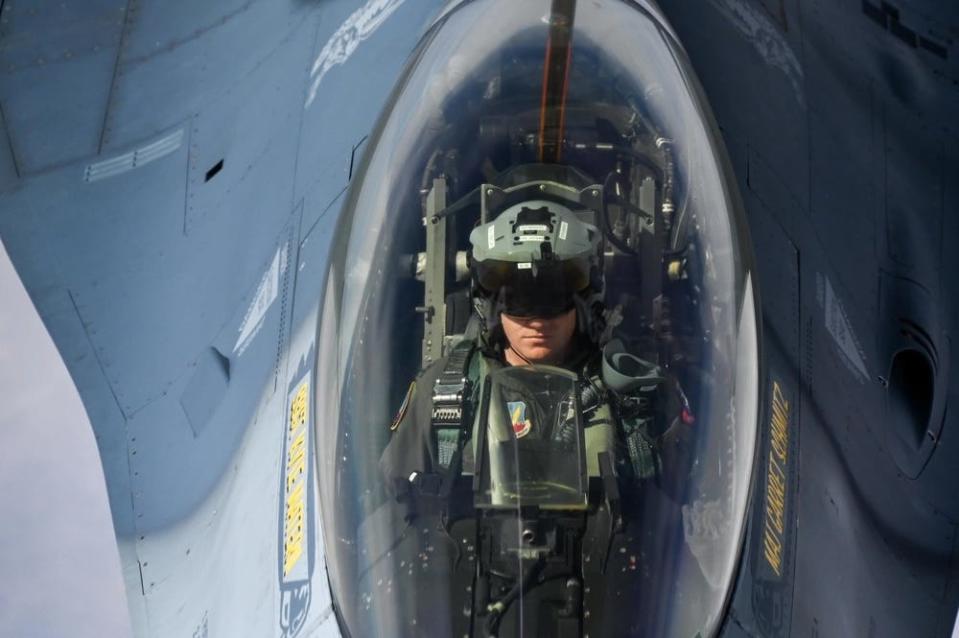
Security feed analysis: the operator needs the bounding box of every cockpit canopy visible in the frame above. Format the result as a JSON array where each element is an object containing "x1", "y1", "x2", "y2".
[{"x1": 315, "y1": 0, "x2": 759, "y2": 636}]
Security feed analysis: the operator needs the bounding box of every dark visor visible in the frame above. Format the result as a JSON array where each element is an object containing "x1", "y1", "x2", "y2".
[
  {"x1": 473, "y1": 258, "x2": 589, "y2": 317},
  {"x1": 473, "y1": 258, "x2": 590, "y2": 317},
  {"x1": 500, "y1": 285, "x2": 574, "y2": 318},
  {"x1": 473, "y1": 257, "x2": 590, "y2": 294}
]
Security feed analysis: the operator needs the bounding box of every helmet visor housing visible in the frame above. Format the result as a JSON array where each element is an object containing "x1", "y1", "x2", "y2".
[{"x1": 470, "y1": 201, "x2": 599, "y2": 317}]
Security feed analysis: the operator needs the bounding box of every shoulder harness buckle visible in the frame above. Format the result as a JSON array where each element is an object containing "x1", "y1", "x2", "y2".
[{"x1": 431, "y1": 341, "x2": 475, "y2": 470}]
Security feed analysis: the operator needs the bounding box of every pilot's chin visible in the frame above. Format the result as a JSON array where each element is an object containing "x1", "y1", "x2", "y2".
[{"x1": 524, "y1": 347, "x2": 558, "y2": 363}]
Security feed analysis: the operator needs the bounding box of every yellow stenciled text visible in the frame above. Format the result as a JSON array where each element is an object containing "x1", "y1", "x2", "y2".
[
  {"x1": 283, "y1": 481, "x2": 305, "y2": 577},
  {"x1": 770, "y1": 382, "x2": 789, "y2": 464},
  {"x1": 283, "y1": 381, "x2": 310, "y2": 579},
  {"x1": 290, "y1": 383, "x2": 308, "y2": 432},
  {"x1": 286, "y1": 431, "x2": 307, "y2": 494},
  {"x1": 762, "y1": 381, "x2": 790, "y2": 577}
]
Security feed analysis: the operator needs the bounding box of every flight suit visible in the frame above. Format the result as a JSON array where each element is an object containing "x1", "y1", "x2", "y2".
[{"x1": 379, "y1": 340, "x2": 664, "y2": 496}]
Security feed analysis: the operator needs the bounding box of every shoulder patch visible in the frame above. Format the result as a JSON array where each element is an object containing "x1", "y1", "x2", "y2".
[
  {"x1": 390, "y1": 381, "x2": 415, "y2": 431},
  {"x1": 508, "y1": 400, "x2": 532, "y2": 438}
]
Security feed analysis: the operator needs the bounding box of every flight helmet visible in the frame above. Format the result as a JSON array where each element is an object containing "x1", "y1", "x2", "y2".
[{"x1": 469, "y1": 198, "x2": 604, "y2": 342}]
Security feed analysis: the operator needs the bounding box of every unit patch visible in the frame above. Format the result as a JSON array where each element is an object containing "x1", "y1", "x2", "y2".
[{"x1": 508, "y1": 401, "x2": 532, "y2": 438}]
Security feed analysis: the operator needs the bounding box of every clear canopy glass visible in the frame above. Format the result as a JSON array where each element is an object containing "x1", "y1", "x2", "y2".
[
  {"x1": 314, "y1": 0, "x2": 760, "y2": 636},
  {"x1": 478, "y1": 365, "x2": 589, "y2": 510}
]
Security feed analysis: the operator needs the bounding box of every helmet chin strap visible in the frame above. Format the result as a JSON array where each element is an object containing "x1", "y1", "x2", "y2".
[
  {"x1": 505, "y1": 337, "x2": 575, "y2": 367},
  {"x1": 505, "y1": 345, "x2": 535, "y2": 366}
]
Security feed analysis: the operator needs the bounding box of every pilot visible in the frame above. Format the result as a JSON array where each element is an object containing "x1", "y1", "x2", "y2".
[{"x1": 380, "y1": 200, "x2": 676, "y2": 499}]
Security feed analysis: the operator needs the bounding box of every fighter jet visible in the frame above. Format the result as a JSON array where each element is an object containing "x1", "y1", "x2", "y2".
[{"x1": 0, "y1": 0, "x2": 955, "y2": 636}]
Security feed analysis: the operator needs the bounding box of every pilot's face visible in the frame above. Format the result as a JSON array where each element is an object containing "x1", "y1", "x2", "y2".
[{"x1": 500, "y1": 308, "x2": 577, "y2": 366}]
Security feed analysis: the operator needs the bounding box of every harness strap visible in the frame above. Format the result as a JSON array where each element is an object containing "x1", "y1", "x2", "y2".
[{"x1": 431, "y1": 341, "x2": 475, "y2": 470}]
